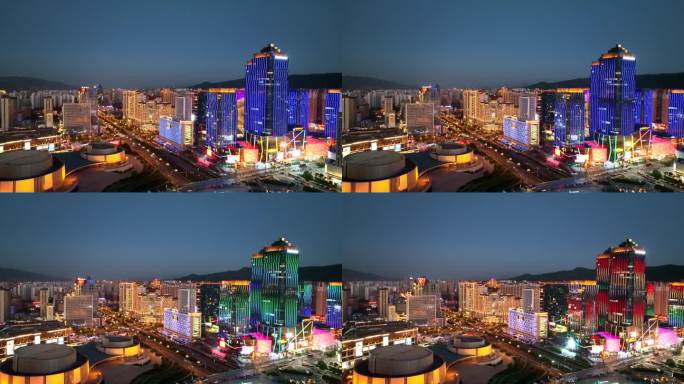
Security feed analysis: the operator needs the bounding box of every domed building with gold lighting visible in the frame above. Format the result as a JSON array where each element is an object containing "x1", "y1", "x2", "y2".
[
  {"x1": 0, "y1": 150, "x2": 66, "y2": 192},
  {"x1": 352, "y1": 344, "x2": 447, "y2": 384}
]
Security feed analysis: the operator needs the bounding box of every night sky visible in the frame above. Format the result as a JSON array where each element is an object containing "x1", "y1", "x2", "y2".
[
  {"x1": 339, "y1": 0, "x2": 684, "y2": 88},
  {"x1": 340, "y1": 195, "x2": 684, "y2": 280},
  {"x1": 0, "y1": 195, "x2": 342, "y2": 280},
  {"x1": 0, "y1": 0, "x2": 340, "y2": 88}
]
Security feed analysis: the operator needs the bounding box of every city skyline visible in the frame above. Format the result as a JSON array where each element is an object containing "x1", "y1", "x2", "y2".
[
  {"x1": 0, "y1": 0, "x2": 341, "y2": 88},
  {"x1": 339, "y1": 0, "x2": 684, "y2": 88},
  {"x1": 340, "y1": 194, "x2": 684, "y2": 279},
  {"x1": 0, "y1": 195, "x2": 343, "y2": 280}
]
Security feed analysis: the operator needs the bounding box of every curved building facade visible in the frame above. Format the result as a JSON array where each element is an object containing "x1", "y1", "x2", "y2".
[
  {"x1": 352, "y1": 345, "x2": 447, "y2": 384},
  {"x1": 342, "y1": 151, "x2": 418, "y2": 193},
  {"x1": 452, "y1": 335, "x2": 492, "y2": 357},
  {"x1": 99, "y1": 335, "x2": 141, "y2": 357},
  {"x1": 0, "y1": 344, "x2": 91, "y2": 384},
  {"x1": 80, "y1": 143, "x2": 127, "y2": 164},
  {"x1": 429, "y1": 143, "x2": 475, "y2": 164},
  {"x1": 0, "y1": 150, "x2": 66, "y2": 192}
]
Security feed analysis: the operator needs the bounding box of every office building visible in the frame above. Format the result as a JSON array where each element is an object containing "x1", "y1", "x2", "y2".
[
  {"x1": 503, "y1": 116, "x2": 539, "y2": 149},
  {"x1": 518, "y1": 95, "x2": 537, "y2": 121},
  {"x1": 0, "y1": 289, "x2": 10, "y2": 323},
  {"x1": 326, "y1": 282, "x2": 342, "y2": 329},
  {"x1": 668, "y1": 90, "x2": 684, "y2": 138},
  {"x1": 205, "y1": 88, "x2": 237, "y2": 149},
  {"x1": 378, "y1": 287, "x2": 389, "y2": 320},
  {"x1": 669, "y1": 283, "x2": 684, "y2": 328},
  {"x1": 39, "y1": 288, "x2": 49, "y2": 319},
  {"x1": 122, "y1": 90, "x2": 138, "y2": 120},
  {"x1": 64, "y1": 295, "x2": 94, "y2": 327},
  {"x1": 554, "y1": 89, "x2": 586, "y2": 147},
  {"x1": 159, "y1": 116, "x2": 193, "y2": 149},
  {"x1": 62, "y1": 103, "x2": 92, "y2": 134},
  {"x1": 405, "y1": 103, "x2": 435, "y2": 135},
  {"x1": 245, "y1": 43, "x2": 288, "y2": 137},
  {"x1": 590, "y1": 45, "x2": 636, "y2": 138},
  {"x1": 342, "y1": 95, "x2": 356, "y2": 132},
  {"x1": 250, "y1": 237, "x2": 299, "y2": 329},
  {"x1": 507, "y1": 308, "x2": 548, "y2": 342},
  {"x1": 218, "y1": 280, "x2": 250, "y2": 335},
  {"x1": 463, "y1": 90, "x2": 480, "y2": 121},
  {"x1": 177, "y1": 286, "x2": 197, "y2": 313},
  {"x1": 341, "y1": 321, "x2": 418, "y2": 370},
  {"x1": 300, "y1": 282, "x2": 313, "y2": 317},
  {"x1": 163, "y1": 308, "x2": 201, "y2": 342},
  {"x1": 0, "y1": 96, "x2": 17, "y2": 131},
  {"x1": 324, "y1": 89, "x2": 341, "y2": 138},
  {"x1": 199, "y1": 283, "x2": 220, "y2": 330},
  {"x1": 522, "y1": 286, "x2": 541, "y2": 313},
  {"x1": 174, "y1": 92, "x2": 194, "y2": 121},
  {"x1": 596, "y1": 238, "x2": 646, "y2": 336},
  {"x1": 634, "y1": 89, "x2": 653, "y2": 127},
  {"x1": 406, "y1": 294, "x2": 437, "y2": 327},
  {"x1": 287, "y1": 89, "x2": 310, "y2": 129},
  {"x1": 118, "y1": 282, "x2": 138, "y2": 314}
]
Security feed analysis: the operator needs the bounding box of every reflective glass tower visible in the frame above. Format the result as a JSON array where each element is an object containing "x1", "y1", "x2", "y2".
[
  {"x1": 245, "y1": 43, "x2": 289, "y2": 137},
  {"x1": 325, "y1": 282, "x2": 342, "y2": 329},
  {"x1": 324, "y1": 89, "x2": 341, "y2": 139},
  {"x1": 205, "y1": 89, "x2": 237, "y2": 149},
  {"x1": 250, "y1": 237, "x2": 299, "y2": 330},
  {"x1": 590, "y1": 45, "x2": 636, "y2": 138},
  {"x1": 668, "y1": 90, "x2": 684, "y2": 138},
  {"x1": 634, "y1": 89, "x2": 653, "y2": 127},
  {"x1": 287, "y1": 89, "x2": 310, "y2": 129},
  {"x1": 554, "y1": 89, "x2": 586, "y2": 147},
  {"x1": 218, "y1": 280, "x2": 250, "y2": 335}
]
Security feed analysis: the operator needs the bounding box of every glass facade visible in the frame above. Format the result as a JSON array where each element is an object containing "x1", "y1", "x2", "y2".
[
  {"x1": 205, "y1": 89, "x2": 237, "y2": 149},
  {"x1": 218, "y1": 281, "x2": 250, "y2": 335},
  {"x1": 668, "y1": 91, "x2": 684, "y2": 138},
  {"x1": 554, "y1": 90, "x2": 586, "y2": 147},
  {"x1": 245, "y1": 44, "x2": 289, "y2": 137},
  {"x1": 324, "y1": 90, "x2": 341, "y2": 138},
  {"x1": 326, "y1": 282, "x2": 342, "y2": 329},
  {"x1": 590, "y1": 46, "x2": 636, "y2": 138}
]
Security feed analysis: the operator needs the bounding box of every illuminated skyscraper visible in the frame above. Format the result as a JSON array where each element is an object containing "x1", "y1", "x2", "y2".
[
  {"x1": 39, "y1": 288, "x2": 49, "y2": 319},
  {"x1": 177, "y1": 286, "x2": 197, "y2": 313},
  {"x1": 554, "y1": 89, "x2": 586, "y2": 147},
  {"x1": 668, "y1": 90, "x2": 684, "y2": 138},
  {"x1": 219, "y1": 280, "x2": 250, "y2": 335},
  {"x1": 634, "y1": 89, "x2": 653, "y2": 127},
  {"x1": 669, "y1": 283, "x2": 684, "y2": 328},
  {"x1": 205, "y1": 88, "x2": 237, "y2": 149},
  {"x1": 323, "y1": 90, "x2": 341, "y2": 138},
  {"x1": 287, "y1": 89, "x2": 310, "y2": 129},
  {"x1": 245, "y1": 43, "x2": 289, "y2": 137},
  {"x1": 589, "y1": 45, "x2": 636, "y2": 139},
  {"x1": 199, "y1": 283, "x2": 220, "y2": 330},
  {"x1": 250, "y1": 237, "x2": 299, "y2": 329},
  {"x1": 596, "y1": 238, "x2": 646, "y2": 336},
  {"x1": 378, "y1": 287, "x2": 389, "y2": 320},
  {"x1": 0, "y1": 288, "x2": 10, "y2": 323},
  {"x1": 300, "y1": 281, "x2": 313, "y2": 317},
  {"x1": 326, "y1": 282, "x2": 342, "y2": 329}
]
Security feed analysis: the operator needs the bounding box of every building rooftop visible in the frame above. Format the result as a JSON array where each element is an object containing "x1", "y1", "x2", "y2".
[
  {"x1": 0, "y1": 321, "x2": 68, "y2": 339},
  {"x1": 342, "y1": 321, "x2": 418, "y2": 342}
]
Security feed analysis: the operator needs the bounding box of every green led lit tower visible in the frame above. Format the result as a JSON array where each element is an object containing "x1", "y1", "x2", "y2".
[
  {"x1": 250, "y1": 237, "x2": 300, "y2": 332},
  {"x1": 218, "y1": 280, "x2": 250, "y2": 335}
]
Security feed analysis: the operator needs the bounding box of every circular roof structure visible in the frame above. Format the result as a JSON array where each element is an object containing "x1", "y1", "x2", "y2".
[
  {"x1": 0, "y1": 150, "x2": 56, "y2": 180},
  {"x1": 11, "y1": 344, "x2": 78, "y2": 375},
  {"x1": 84, "y1": 142, "x2": 120, "y2": 155},
  {"x1": 361, "y1": 345, "x2": 442, "y2": 377},
  {"x1": 434, "y1": 143, "x2": 469, "y2": 156},
  {"x1": 101, "y1": 335, "x2": 137, "y2": 348},
  {"x1": 343, "y1": 151, "x2": 415, "y2": 181},
  {"x1": 453, "y1": 335, "x2": 488, "y2": 348}
]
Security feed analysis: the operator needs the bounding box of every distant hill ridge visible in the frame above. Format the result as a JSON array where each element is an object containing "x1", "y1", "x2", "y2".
[
  {"x1": 191, "y1": 73, "x2": 341, "y2": 90},
  {"x1": 0, "y1": 268, "x2": 67, "y2": 282},
  {"x1": 511, "y1": 264, "x2": 684, "y2": 282},
  {"x1": 0, "y1": 76, "x2": 76, "y2": 91},
  {"x1": 527, "y1": 72, "x2": 684, "y2": 90},
  {"x1": 177, "y1": 264, "x2": 342, "y2": 282}
]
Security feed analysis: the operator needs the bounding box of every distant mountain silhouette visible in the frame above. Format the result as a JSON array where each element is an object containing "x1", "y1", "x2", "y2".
[
  {"x1": 342, "y1": 268, "x2": 399, "y2": 281},
  {"x1": 177, "y1": 264, "x2": 342, "y2": 282},
  {"x1": 0, "y1": 76, "x2": 77, "y2": 90},
  {"x1": 191, "y1": 73, "x2": 341, "y2": 90},
  {"x1": 511, "y1": 264, "x2": 684, "y2": 282},
  {"x1": 342, "y1": 75, "x2": 415, "y2": 90},
  {"x1": 527, "y1": 72, "x2": 684, "y2": 90},
  {"x1": 0, "y1": 268, "x2": 67, "y2": 282}
]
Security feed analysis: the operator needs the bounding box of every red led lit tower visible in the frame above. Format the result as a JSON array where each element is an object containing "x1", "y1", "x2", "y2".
[{"x1": 596, "y1": 239, "x2": 646, "y2": 337}]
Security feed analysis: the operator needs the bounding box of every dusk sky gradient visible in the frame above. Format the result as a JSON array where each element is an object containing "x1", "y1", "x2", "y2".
[
  {"x1": 340, "y1": 0, "x2": 684, "y2": 88},
  {"x1": 0, "y1": 195, "x2": 342, "y2": 280},
  {"x1": 3, "y1": 1, "x2": 683, "y2": 89},
  {"x1": 340, "y1": 195, "x2": 684, "y2": 280},
  {"x1": 0, "y1": 0, "x2": 340, "y2": 88}
]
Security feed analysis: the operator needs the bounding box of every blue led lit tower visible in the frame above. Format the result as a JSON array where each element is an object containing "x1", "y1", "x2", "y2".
[
  {"x1": 250, "y1": 237, "x2": 299, "y2": 331},
  {"x1": 634, "y1": 89, "x2": 653, "y2": 127},
  {"x1": 245, "y1": 43, "x2": 289, "y2": 137},
  {"x1": 325, "y1": 282, "x2": 342, "y2": 329},
  {"x1": 590, "y1": 45, "x2": 636, "y2": 138},
  {"x1": 668, "y1": 90, "x2": 684, "y2": 138},
  {"x1": 554, "y1": 89, "x2": 586, "y2": 147},
  {"x1": 287, "y1": 89, "x2": 310, "y2": 129},
  {"x1": 323, "y1": 90, "x2": 341, "y2": 139},
  {"x1": 300, "y1": 281, "x2": 313, "y2": 317},
  {"x1": 205, "y1": 89, "x2": 237, "y2": 149}
]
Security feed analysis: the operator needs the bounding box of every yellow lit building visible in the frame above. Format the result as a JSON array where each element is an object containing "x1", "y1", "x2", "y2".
[
  {"x1": 0, "y1": 344, "x2": 95, "y2": 384},
  {"x1": 0, "y1": 150, "x2": 66, "y2": 192},
  {"x1": 352, "y1": 344, "x2": 447, "y2": 384},
  {"x1": 342, "y1": 150, "x2": 418, "y2": 192}
]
